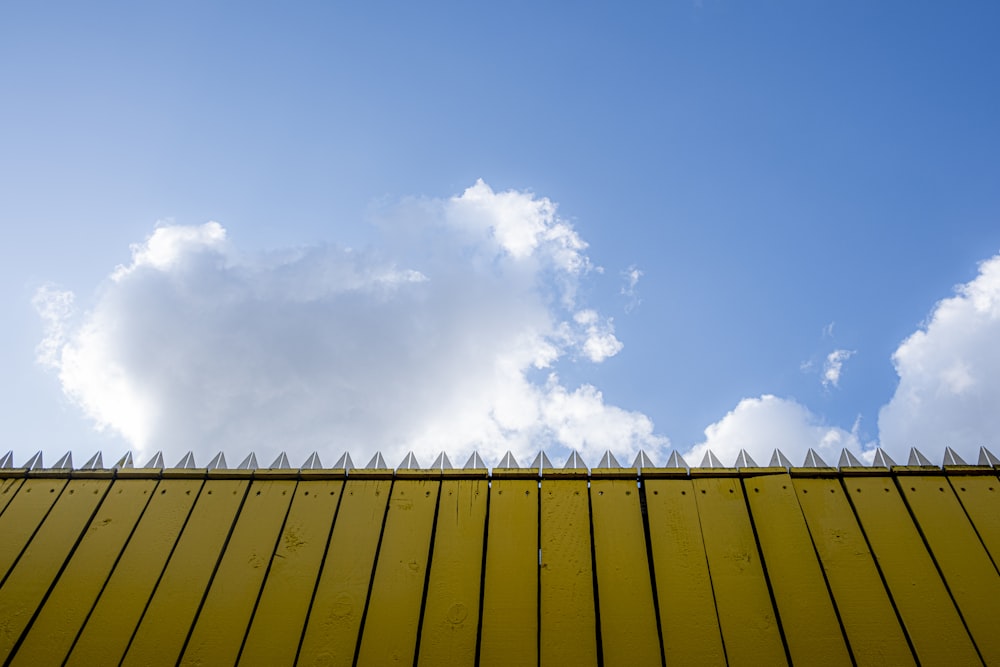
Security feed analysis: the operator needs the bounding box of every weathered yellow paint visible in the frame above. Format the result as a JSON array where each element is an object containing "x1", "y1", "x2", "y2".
[
  {"x1": 11, "y1": 478, "x2": 158, "y2": 666},
  {"x1": 644, "y1": 478, "x2": 726, "y2": 665},
  {"x1": 0, "y1": 477, "x2": 25, "y2": 516},
  {"x1": 539, "y1": 477, "x2": 598, "y2": 667},
  {"x1": 745, "y1": 473, "x2": 851, "y2": 664},
  {"x1": 693, "y1": 475, "x2": 787, "y2": 666},
  {"x1": 948, "y1": 474, "x2": 1000, "y2": 570},
  {"x1": 590, "y1": 477, "x2": 661, "y2": 666},
  {"x1": 898, "y1": 474, "x2": 1000, "y2": 663},
  {"x1": 67, "y1": 478, "x2": 204, "y2": 665},
  {"x1": 239, "y1": 479, "x2": 344, "y2": 666},
  {"x1": 356, "y1": 478, "x2": 441, "y2": 666},
  {"x1": 181, "y1": 479, "x2": 298, "y2": 665},
  {"x1": 0, "y1": 477, "x2": 111, "y2": 661},
  {"x1": 0, "y1": 477, "x2": 68, "y2": 581},
  {"x1": 793, "y1": 476, "x2": 915, "y2": 666},
  {"x1": 479, "y1": 477, "x2": 538, "y2": 667},
  {"x1": 298, "y1": 478, "x2": 392, "y2": 667},
  {"x1": 122, "y1": 478, "x2": 250, "y2": 666},
  {"x1": 846, "y1": 476, "x2": 980, "y2": 665},
  {"x1": 416, "y1": 477, "x2": 488, "y2": 667}
]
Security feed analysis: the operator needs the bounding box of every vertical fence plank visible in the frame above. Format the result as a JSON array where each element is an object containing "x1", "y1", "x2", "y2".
[
  {"x1": 792, "y1": 476, "x2": 915, "y2": 666},
  {"x1": 948, "y1": 473, "x2": 1000, "y2": 570},
  {"x1": 11, "y1": 478, "x2": 157, "y2": 666},
  {"x1": 539, "y1": 475, "x2": 598, "y2": 667},
  {"x1": 693, "y1": 474, "x2": 787, "y2": 666},
  {"x1": 239, "y1": 478, "x2": 344, "y2": 666},
  {"x1": 416, "y1": 476, "x2": 488, "y2": 667},
  {"x1": 590, "y1": 475, "x2": 661, "y2": 666},
  {"x1": 644, "y1": 476, "x2": 726, "y2": 665},
  {"x1": 0, "y1": 478, "x2": 69, "y2": 581},
  {"x1": 479, "y1": 476, "x2": 539, "y2": 667},
  {"x1": 0, "y1": 476, "x2": 25, "y2": 517},
  {"x1": 298, "y1": 477, "x2": 392, "y2": 667}
]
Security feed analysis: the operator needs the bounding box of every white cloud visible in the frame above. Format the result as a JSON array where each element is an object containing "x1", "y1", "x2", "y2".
[
  {"x1": 878, "y1": 254, "x2": 1000, "y2": 461},
  {"x1": 685, "y1": 395, "x2": 864, "y2": 468},
  {"x1": 822, "y1": 349, "x2": 855, "y2": 389},
  {"x1": 35, "y1": 181, "x2": 667, "y2": 468},
  {"x1": 621, "y1": 265, "x2": 642, "y2": 313}
]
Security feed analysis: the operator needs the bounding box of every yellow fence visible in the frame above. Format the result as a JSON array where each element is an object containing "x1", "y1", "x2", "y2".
[{"x1": 1, "y1": 460, "x2": 998, "y2": 665}]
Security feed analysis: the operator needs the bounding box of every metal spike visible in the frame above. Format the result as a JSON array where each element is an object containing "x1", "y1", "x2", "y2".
[
  {"x1": 464, "y1": 451, "x2": 487, "y2": 469},
  {"x1": 734, "y1": 449, "x2": 758, "y2": 468},
  {"x1": 52, "y1": 451, "x2": 73, "y2": 469},
  {"x1": 838, "y1": 449, "x2": 864, "y2": 467},
  {"x1": 528, "y1": 451, "x2": 553, "y2": 472},
  {"x1": 978, "y1": 447, "x2": 1000, "y2": 467},
  {"x1": 82, "y1": 451, "x2": 103, "y2": 470},
  {"x1": 665, "y1": 451, "x2": 689, "y2": 468},
  {"x1": 497, "y1": 451, "x2": 520, "y2": 469},
  {"x1": 0, "y1": 450, "x2": 15, "y2": 468},
  {"x1": 803, "y1": 449, "x2": 829, "y2": 468},
  {"x1": 632, "y1": 450, "x2": 656, "y2": 470},
  {"x1": 430, "y1": 452, "x2": 453, "y2": 470},
  {"x1": 907, "y1": 447, "x2": 933, "y2": 467},
  {"x1": 398, "y1": 452, "x2": 421, "y2": 470},
  {"x1": 175, "y1": 451, "x2": 197, "y2": 469},
  {"x1": 113, "y1": 452, "x2": 134, "y2": 469},
  {"x1": 206, "y1": 452, "x2": 228, "y2": 470},
  {"x1": 597, "y1": 450, "x2": 621, "y2": 468},
  {"x1": 144, "y1": 451, "x2": 164, "y2": 469},
  {"x1": 237, "y1": 452, "x2": 259, "y2": 470},
  {"x1": 564, "y1": 451, "x2": 587, "y2": 469},
  {"x1": 333, "y1": 452, "x2": 354, "y2": 471},
  {"x1": 769, "y1": 449, "x2": 793, "y2": 468},
  {"x1": 24, "y1": 451, "x2": 43, "y2": 469},
  {"x1": 942, "y1": 447, "x2": 967, "y2": 466},
  {"x1": 699, "y1": 450, "x2": 724, "y2": 468},
  {"x1": 365, "y1": 452, "x2": 388, "y2": 469},
  {"x1": 301, "y1": 452, "x2": 323, "y2": 469},
  {"x1": 871, "y1": 448, "x2": 897, "y2": 468},
  {"x1": 270, "y1": 452, "x2": 291, "y2": 469}
]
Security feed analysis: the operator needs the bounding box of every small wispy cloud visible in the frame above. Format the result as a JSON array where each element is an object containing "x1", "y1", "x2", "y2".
[
  {"x1": 620, "y1": 265, "x2": 643, "y2": 313},
  {"x1": 822, "y1": 349, "x2": 855, "y2": 389}
]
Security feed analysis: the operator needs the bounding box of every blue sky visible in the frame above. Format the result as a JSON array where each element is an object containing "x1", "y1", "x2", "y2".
[{"x1": 3, "y1": 2, "x2": 1000, "y2": 468}]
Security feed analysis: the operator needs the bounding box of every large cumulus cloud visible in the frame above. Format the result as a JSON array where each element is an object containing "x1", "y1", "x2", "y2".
[{"x1": 35, "y1": 180, "x2": 667, "y2": 467}]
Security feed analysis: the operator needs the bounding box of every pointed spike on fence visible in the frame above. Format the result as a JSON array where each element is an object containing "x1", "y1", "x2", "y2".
[
  {"x1": 52, "y1": 451, "x2": 73, "y2": 469},
  {"x1": 978, "y1": 446, "x2": 1000, "y2": 467},
  {"x1": 175, "y1": 451, "x2": 197, "y2": 469},
  {"x1": 803, "y1": 449, "x2": 829, "y2": 468},
  {"x1": 734, "y1": 449, "x2": 758, "y2": 468},
  {"x1": 464, "y1": 451, "x2": 487, "y2": 470},
  {"x1": 0, "y1": 450, "x2": 14, "y2": 468},
  {"x1": 365, "y1": 452, "x2": 388, "y2": 470},
  {"x1": 497, "y1": 451, "x2": 520, "y2": 469},
  {"x1": 24, "y1": 451, "x2": 43, "y2": 470},
  {"x1": 301, "y1": 452, "x2": 323, "y2": 470},
  {"x1": 431, "y1": 452, "x2": 453, "y2": 471},
  {"x1": 529, "y1": 451, "x2": 553, "y2": 472},
  {"x1": 237, "y1": 452, "x2": 258, "y2": 470},
  {"x1": 597, "y1": 450, "x2": 621, "y2": 468},
  {"x1": 942, "y1": 447, "x2": 967, "y2": 466},
  {"x1": 398, "y1": 452, "x2": 420, "y2": 470},
  {"x1": 699, "y1": 450, "x2": 724, "y2": 468},
  {"x1": 114, "y1": 452, "x2": 133, "y2": 469},
  {"x1": 206, "y1": 452, "x2": 228, "y2": 470},
  {"x1": 333, "y1": 452, "x2": 354, "y2": 471},
  {"x1": 270, "y1": 452, "x2": 291, "y2": 469},
  {"x1": 564, "y1": 451, "x2": 587, "y2": 469},
  {"x1": 144, "y1": 451, "x2": 164, "y2": 469},
  {"x1": 632, "y1": 450, "x2": 656, "y2": 470},
  {"x1": 838, "y1": 449, "x2": 864, "y2": 468},
  {"x1": 871, "y1": 448, "x2": 897, "y2": 468},
  {"x1": 769, "y1": 449, "x2": 793, "y2": 468},
  {"x1": 82, "y1": 451, "x2": 103, "y2": 470},
  {"x1": 907, "y1": 447, "x2": 933, "y2": 467},
  {"x1": 665, "y1": 451, "x2": 689, "y2": 468}
]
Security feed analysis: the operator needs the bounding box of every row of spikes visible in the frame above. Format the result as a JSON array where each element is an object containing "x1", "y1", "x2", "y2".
[{"x1": 3, "y1": 445, "x2": 1000, "y2": 472}]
